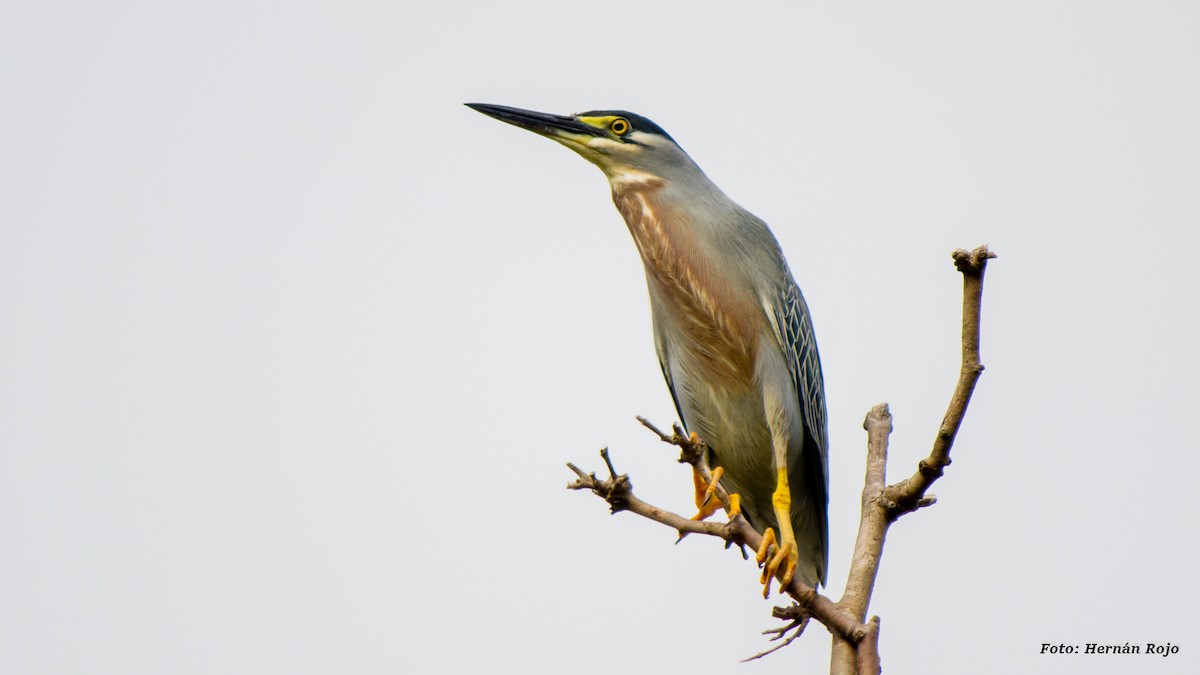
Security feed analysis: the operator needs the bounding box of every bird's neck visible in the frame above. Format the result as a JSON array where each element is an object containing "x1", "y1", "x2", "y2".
[{"x1": 610, "y1": 182, "x2": 684, "y2": 280}]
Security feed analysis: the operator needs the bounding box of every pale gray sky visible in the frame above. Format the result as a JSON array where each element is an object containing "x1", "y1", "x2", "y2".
[{"x1": 2, "y1": 2, "x2": 1197, "y2": 674}]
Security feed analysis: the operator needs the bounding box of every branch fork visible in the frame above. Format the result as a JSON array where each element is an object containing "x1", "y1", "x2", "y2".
[{"x1": 566, "y1": 448, "x2": 632, "y2": 514}]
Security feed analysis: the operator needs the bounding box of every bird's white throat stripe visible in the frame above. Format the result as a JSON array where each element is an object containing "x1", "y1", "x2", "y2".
[{"x1": 608, "y1": 169, "x2": 661, "y2": 187}]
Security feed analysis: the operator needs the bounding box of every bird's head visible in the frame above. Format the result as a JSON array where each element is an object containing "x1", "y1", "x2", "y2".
[{"x1": 466, "y1": 103, "x2": 699, "y2": 187}]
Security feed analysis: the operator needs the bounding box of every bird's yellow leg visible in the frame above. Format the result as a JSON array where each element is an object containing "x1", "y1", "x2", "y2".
[{"x1": 755, "y1": 467, "x2": 798, "y2": 598}]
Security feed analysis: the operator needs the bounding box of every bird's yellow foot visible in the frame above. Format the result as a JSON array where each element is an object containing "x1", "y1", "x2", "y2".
[
  {"x1": 678, "y1": 466, "x2": 742, "y2": 541},
  {"x1": 691, "y1": 466, "x2": 722, "y2": 520},
  {"x1": 756, "y1": 528, "x2": 798, "y2": 598},
  {"x1": 689, "y1": 466, "x2": 742, "y2": 521},
  {"x1": 725, "y1": 492, "x2": 742, "y2": 521},
  {"x1": 755, "y1": 467, "x2": 799, "y2": 598}
]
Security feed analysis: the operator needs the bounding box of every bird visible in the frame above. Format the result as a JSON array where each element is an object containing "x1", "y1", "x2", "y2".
[{"x1": 466, "y1": 103, "x2": 828, "y2": 596}]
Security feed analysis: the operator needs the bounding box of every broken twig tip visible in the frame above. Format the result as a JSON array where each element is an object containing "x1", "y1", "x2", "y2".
[{"x1": 600, "y1": 448, "x2": 617, "y2": 478}]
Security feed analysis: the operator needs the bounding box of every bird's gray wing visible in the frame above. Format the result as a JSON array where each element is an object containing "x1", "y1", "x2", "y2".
[
  {"x1": 653, "y1": 328, "x2": 689, "y2": 431},
  {"x1": 770, "y1": 271, "x2": 829, "y2": 514}
]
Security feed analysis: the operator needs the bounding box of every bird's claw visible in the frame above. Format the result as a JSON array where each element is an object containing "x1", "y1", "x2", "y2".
[
  {"x1": 756, "y1": 528, "x2": 798, "y2": 599},
  {"x1": 699, "y1": 466, "x2": 723, "y2": 508},
  {"x1": 678, "y1": 466, "x2": 741, "y2": 540},
  {"x1": 689, "y1": 466, "x2": 731, "y2": 520}
]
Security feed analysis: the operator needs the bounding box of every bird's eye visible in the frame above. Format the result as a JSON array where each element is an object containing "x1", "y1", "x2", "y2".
[{"x1": 610, "y1": 118, "x2": 631, "y2": 136}]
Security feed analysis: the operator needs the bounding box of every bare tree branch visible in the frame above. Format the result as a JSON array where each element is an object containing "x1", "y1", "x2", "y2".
[
  {"x1": 832, "y1": 245, "x2": 995, "y2": 674},
  {"x1": 567, "y1": 451, "x2": 737, "y2": 540},
  {"x1": 831, "y1": 404, "x2": 894, "y2": 674},
  {"x1": 567, "y1": 447, "x2": 865, "y2": 643},
  {"x1": 884, "y1": 245, "x2": 995, "y2": 520}
]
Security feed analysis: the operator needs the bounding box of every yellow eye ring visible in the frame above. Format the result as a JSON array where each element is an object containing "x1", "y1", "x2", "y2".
[{"x1": 610, "y1": 118, "x2": 630, "y2": 136}]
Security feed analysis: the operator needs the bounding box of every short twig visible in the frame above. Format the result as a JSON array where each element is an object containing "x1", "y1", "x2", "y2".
[
  {"x1": 566, "y1": 448, "x2": 632, "y2": 513},
  {"x1": 636, "y1": 415, "x2": 705, "y2": 466},
  {"x1": 600, "y1": 447, "x2": 619, "y2": 478},
  {"x1": 857, "y1": 617, "x2": 881, "y2": 675},
  {"x1": 742, "y1": 607, "x2": 812, "y2": 662}
]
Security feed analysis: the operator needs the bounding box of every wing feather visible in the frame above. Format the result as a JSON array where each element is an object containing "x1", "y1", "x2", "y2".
[
  {"x1": 653, "y1": 329, "x2": 689, "y2": 431},
  {"x1": 778, "y1": 278, "x2": 827, "y2": 457},
  {"x1": 771, "y1": 269, "x2": 829, "y2": 533}
]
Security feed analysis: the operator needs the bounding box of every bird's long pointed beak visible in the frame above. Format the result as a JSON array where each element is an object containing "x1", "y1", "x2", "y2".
[{"x1": 465, "y1": 103, "x2": 603, "y2": 140}]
